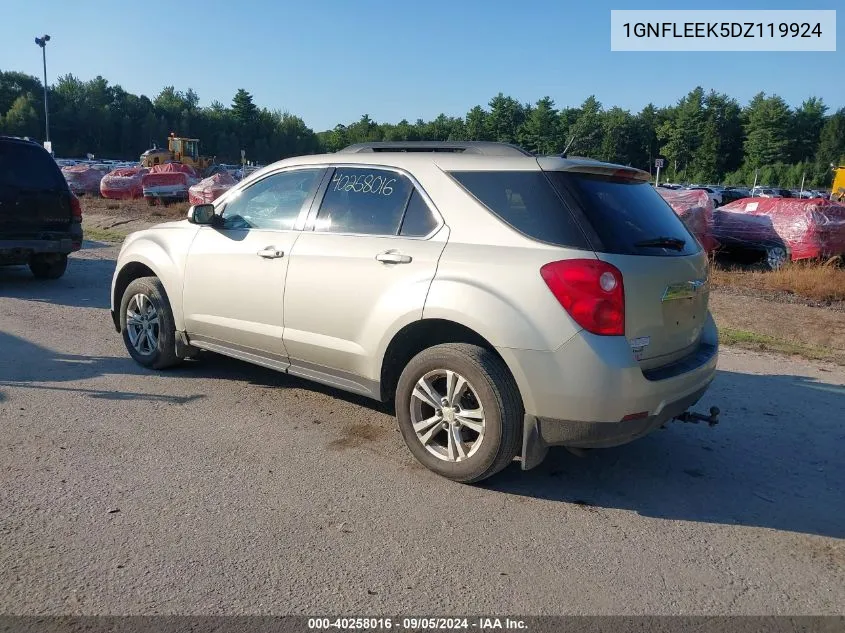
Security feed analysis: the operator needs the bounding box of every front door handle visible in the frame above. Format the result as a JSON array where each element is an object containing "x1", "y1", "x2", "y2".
[
  {"x1": 257, "y1": 246, "x2": 284, "y2": 259},
  {"x1": 375, "y1": 250, "x2": 412, "y2": 264}
]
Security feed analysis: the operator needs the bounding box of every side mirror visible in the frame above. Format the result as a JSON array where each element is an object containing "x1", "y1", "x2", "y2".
[{"x1": 187, "y1": 204, "x2": 216, "y2": 225}]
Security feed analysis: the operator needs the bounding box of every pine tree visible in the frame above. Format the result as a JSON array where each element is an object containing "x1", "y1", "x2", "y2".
[
  {"x1": 518, "y1": 97, "x2": 560, "y2": 155},
  {"x1": 743, "y1": 92, "x2": 792, "y2": 168},
  {"x1": 465, "y1": 106, "x2": 488, "y2": 141},
  {"x1": 231, "y1": 88, "x2": 257, "y2": 123}
]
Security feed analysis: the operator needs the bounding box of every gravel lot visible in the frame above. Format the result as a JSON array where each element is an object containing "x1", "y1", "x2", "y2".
[{"x1": 1, "y1": 244, "x2": 843, "y2": 615}]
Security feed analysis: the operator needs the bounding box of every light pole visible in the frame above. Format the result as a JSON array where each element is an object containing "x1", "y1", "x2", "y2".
[{"x1": 34, "y1": 34, "x2": 51, "y2": 147}]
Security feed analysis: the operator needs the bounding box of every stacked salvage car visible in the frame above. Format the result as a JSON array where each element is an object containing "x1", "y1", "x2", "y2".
[
  {"x1": 141, "y1": 163, "x2": 200, "y2": 205},
  {"x1": 61, "y1": 164, "x2": 109, "y2": 197},
  {"x1": 100, "y1": 166, "x2": 149, "y2": 200},
  {"x1": 713, "y1": 197, "x2": 845, "y2": 269},
  {"x1": 188, "y1": 171, "x2": 237, "y2": 205},
  {"x1": 655, "y1": 187, "x2": 718, "y2": 253}
]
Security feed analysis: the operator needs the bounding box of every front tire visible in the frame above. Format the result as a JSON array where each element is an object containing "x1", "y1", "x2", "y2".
[
  {"x1": 119, "y1": 276, "x2": 180, "y2": 369},
  {"x1": 395, "y1": 343, "x2": 523, "y2": 483},
  {"x1": 766, "y1": 245, "x2": 788, "y2": 270},
  {"x1": 29, "y1": 254, "x2": 68, "y2": 279}
]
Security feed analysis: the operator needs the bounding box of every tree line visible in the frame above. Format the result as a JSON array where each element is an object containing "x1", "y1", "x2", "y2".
[{"x1": 1, "y1": 70, "x2": 843, "y2": 188}]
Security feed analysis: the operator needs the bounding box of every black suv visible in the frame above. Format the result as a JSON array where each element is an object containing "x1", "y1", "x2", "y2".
[{"x1": 0, "y1": 136, "x2": 83, "y2": 279}]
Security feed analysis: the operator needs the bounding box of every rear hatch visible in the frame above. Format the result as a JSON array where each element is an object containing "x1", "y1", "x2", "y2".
[
  {"x1": 545, "y1": 167, "x2": 710, "y2": 369},
  {"x1": 0, "y1": 139, "x2": 72, "y2": 237}
]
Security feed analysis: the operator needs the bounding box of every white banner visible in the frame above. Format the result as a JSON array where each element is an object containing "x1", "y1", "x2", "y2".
[{"x1": 610, "y1": 10, "x2": 836, "y2": 51}]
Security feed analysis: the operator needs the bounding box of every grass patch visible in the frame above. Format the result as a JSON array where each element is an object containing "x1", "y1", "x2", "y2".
[
  {"x1": 81, "y1": 196, "x2": 190, "y2": 220},
  {"x1": 712, "y1": 260, "x2": 845, "y2": 303},
  {"x1": 83, "y1": 227, "x2": 128, "y2": 243},
  {"x1": 718, "y1": 327, "x2": 838, "y2": 363}
]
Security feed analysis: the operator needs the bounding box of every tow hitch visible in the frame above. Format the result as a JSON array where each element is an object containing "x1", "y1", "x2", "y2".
[{"x1": 674, "y1": 406, "x2": 720, "y2": 427}]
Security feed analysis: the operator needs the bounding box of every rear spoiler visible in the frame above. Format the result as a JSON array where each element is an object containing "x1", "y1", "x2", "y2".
[{"x1": 536, "y1": 156, "x2": 651, "y2": 182}]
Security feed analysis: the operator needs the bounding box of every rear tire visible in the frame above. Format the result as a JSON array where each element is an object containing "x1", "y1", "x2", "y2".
[
  {"x1": 395, "y1": 343, "x2": 523, "y2": 483},
  {"x1": 119, "y1": 276, "x2": 180, "y2": 370},
  {"x1": 29, "y1": 254, "x2": 68, "y2": 279}
]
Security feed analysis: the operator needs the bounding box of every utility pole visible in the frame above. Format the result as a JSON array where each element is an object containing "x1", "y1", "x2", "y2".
[{"x1": 34, "y1": 34, "x2": 51, "y2": 150}]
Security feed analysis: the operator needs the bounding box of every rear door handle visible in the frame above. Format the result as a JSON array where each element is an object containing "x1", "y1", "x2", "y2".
[
  {"x1": 375, "y1": 250, "x2": 412, "y2": 264},
  {"x1": 257, "y1": 246, "x2": 284, "y2": 259}
]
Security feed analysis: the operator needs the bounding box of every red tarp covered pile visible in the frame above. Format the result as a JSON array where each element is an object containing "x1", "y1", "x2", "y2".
[
  {"x1": 655, "y1": 187, "x2": 717, "y2": 253},
  {"x1": 62, "y1": 164, "x2": 107, "y2": 196},
  {"x1": 714, "y1": 197, "x2": 845, "y2": 261},
  {"x1": 100, "y1": 167, "x2": 149, "y2": 200},
  {"x1": 188, "y1": 171, "x2": 236, "y2": 205}
]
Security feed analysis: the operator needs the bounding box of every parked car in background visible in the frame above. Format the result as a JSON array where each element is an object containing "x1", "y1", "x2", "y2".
[
  {"x1": 110, "y1": 141, "x2": 719, "y2": 482},
  {"x1": 750, "y1": 187, "x2": 794, "y2": 198},
  {"x1": 719, "y1": 188, "x2": 749, "y2": 205},
  {"x1": 714, "y1": 197, "x2": 845, "y2": 269},
  {"x1": 688, "y1": 186, "x2": 723, "y2": 207},
  {"x1": 0, "y1": 136, "x2": 83, "y2": 278},
  {"x1": 724, "y1": 187, "x2": 751, "y2": 197}
]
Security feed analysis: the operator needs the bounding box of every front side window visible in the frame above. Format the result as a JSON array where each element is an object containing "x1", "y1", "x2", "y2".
[
  {"x1": 221, "y1": 168, "x2": 322, "y2": 230},
  {"x1": 314, "y1": 168, "x2": 414, "y2": 235}
]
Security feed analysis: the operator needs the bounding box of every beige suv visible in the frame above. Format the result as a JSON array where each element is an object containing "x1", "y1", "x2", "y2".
[{"x1": 110, "y1": 142, "x2": 719, "y2": 482}]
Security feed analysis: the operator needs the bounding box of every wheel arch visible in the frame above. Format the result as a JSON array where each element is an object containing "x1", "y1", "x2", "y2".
[
  {"x1": 112, "y1": 249, "x2": 183, "y2": 331},
  {"x1": 378, "y1": 318, "x2": 526, "y2": 412}
]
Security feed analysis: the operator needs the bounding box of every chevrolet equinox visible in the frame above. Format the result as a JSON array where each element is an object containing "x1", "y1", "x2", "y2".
[{"x1": 110, "y1": 142, "x2": 718, "y2": 482}]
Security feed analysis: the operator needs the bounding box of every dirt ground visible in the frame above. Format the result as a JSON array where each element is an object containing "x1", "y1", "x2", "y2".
[
  {"x1": 709, "y1": 293, "x2": 845, "y2": 363},
  {"x1": 2, "y1": 244, "x2": 844, "y2": 615}
]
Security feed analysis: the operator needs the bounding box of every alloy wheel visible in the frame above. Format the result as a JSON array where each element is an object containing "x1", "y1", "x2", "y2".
[
  {"x1": 410, "y1": 369, "x2": 485, "y2": 462},
  {"x1": 125, "y1": 293, "x2": 160, "y2": 356}
]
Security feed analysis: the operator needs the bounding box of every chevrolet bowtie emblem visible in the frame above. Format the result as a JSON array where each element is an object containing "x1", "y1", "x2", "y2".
[{"x1": 662, "y1": 279, "x2": 707, "y2": 301}]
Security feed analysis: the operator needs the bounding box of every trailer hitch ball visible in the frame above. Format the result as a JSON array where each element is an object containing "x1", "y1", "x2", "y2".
[{"x1": 675, "y1": 406, "x2": 720, "y2": 427}]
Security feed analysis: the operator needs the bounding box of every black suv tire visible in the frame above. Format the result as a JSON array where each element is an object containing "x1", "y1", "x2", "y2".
[
  {"x1": 395, "y1": 343, "x2": 523, "y2": 483},
  {"x1": 29, "y1": 254, "x2": 68, "y2": 279}
]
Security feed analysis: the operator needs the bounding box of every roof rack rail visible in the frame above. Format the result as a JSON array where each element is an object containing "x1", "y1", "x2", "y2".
[{"x1": 337, "y1": 141, "x2": 533, "y2": 157}]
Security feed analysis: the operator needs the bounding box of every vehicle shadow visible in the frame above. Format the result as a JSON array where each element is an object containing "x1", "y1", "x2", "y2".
[
  {"x1": 0, "y1": 331, "x2": 203, "y2": 405},
  {"x1": 0, "y1": 255, "x2": 114, "y2": 309},
  {"x1": 485, "y1": 369, "x2": 845, "y2": 539},
  {"x1": 171, "y1": 352, "x2": 394, "y2": 414}
]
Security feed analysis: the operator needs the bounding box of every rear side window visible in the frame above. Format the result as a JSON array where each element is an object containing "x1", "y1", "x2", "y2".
[
  {"x1": 449, "y1": 171, "x2": 589, "y2": 249},
  {"x1": 399, "y1": 190, "x2": 438, "y2": 237},
  {"x1": 314, "y1": 168, "x2": 414, "y2": 235},
  {"x1": 548, "y1": 172, "x2": 700, "y2": 257},
  {"x1": 0, "y1": 142, "x2": 65, "y2": 190}
]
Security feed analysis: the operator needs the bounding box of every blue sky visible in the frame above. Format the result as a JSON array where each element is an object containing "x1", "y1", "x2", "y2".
[{"x1": 1, "y1": 0, "x2": 840, "y2": 131}]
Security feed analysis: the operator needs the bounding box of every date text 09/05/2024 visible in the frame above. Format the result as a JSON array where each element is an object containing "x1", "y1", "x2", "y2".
[
  {"x1": 622, "y1": 22, "x2": 823, "y2": 39},
  {"x1": 307, "y1": 617, "x2": 528, "y2": 630}
]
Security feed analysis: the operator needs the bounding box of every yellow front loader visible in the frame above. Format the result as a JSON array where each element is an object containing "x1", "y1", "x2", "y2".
[{"x1": 140, "y1": 133, "x2": 214, "y2": 172}]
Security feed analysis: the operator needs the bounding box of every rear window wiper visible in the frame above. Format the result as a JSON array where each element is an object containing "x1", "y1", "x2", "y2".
[{"x1": 634, "y1": 236, "x2": 686, "y2": 251}]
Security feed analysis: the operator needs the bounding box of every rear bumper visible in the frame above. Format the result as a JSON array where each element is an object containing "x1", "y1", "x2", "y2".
[
  {"x1": 0, "y1": 225, "x2": 82, "y2": 260},
  {"x1": 497, "y1": 313, "x2": 719, "y2": 467},
  {"x1": 521, "y1": 382, "x2": 712, "y2": 469},
  {"x1": 144, "y1": 186, "x2": 188, "y2": 200}
]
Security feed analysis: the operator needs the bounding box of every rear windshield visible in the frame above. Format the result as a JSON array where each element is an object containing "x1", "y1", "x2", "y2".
[
  {"x1": 450, "y1": 170, "x2": 700, "y2": 256},
  {"x1": 448, "y1": 171, "x2": 590, "y2": 249},
  {"x1": 548, "y1": 172, "x2": 700, "y2": 257},
  {"x1": 0, "y1": 141, "x2": 66, "y2": 191}
]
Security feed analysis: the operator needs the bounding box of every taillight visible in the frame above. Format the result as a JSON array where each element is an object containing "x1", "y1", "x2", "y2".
[
  {"x1": 70, "y1": 194, "x2": 83, "y2": 221},
  {"x1": 540, "y1": 259, "x2": 625, "y2": 336}
]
